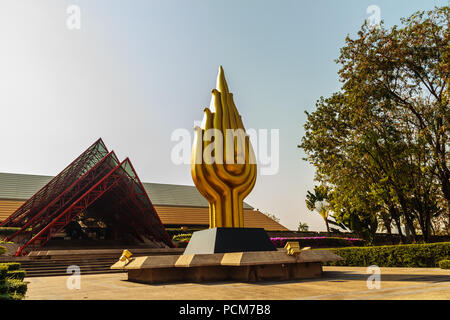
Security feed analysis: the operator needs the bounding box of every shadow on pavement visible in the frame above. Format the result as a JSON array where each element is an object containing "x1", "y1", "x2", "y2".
[{"x1": 119, "y1": 270, "x2": 450, "y2": 287}]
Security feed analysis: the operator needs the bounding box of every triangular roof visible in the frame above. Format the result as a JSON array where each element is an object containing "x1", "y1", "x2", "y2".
[{"x1": 1, "y1": 139, "x2": 174, "y2": 255}]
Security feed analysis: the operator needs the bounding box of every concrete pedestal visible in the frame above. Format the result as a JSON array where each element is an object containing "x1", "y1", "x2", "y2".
[
  {"x1": 111, "y1": 250, "x2": 343, "y2": 284},
  {"x1": 183, "y1": 228, "x2": 276, "y2": 255}
]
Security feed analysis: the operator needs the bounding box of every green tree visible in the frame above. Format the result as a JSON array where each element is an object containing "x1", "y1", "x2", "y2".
[
  {"x1": 262, "y1": 212, "x2": 280, "y2": 223},
  {"x1": 306, "y1": 185, "x2": 331, "y2": 232},
  {"x1": 297, "y1": 221, "x2": 309, "y2": 232},
  {"x1": 337, "y1": 6, "x2": 449, "y2": 208},
  {"x1": 300, "y1": 6, "x2": 449, "y2": 243}
]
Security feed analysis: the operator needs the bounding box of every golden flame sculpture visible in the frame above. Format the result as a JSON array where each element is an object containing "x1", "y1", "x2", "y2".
[{"x1": 191, "y1": 66, "x2": 257, "y2": 228}]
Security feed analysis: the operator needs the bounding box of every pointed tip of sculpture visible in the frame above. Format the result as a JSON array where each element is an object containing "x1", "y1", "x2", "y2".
[{"x1": 216, "y1": 65, "x2": 229, "y2": 93}]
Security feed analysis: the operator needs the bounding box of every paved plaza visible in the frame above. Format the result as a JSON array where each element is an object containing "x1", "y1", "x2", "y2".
[{"x1": 24, "y1": 266, "x2": 450, "y2": 300}]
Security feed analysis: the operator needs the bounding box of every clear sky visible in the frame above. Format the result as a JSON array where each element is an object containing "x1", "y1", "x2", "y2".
[{"x1": 0, "y1": 0, "x2": 447, "y2": 231}]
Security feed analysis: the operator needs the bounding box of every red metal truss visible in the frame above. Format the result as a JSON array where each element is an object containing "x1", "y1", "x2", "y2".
[
  {"x1": 124, "y1": 160, "x2": 173, "y2": 245},
  {"x1": 15, "y1": 159, "x2": 129, "y2": 256},
  {"x1": 5, "y1": 151, "x2": 120, "y2": 244},
  {"x1": 0, "y1": 139, "x2": 109, "y2": 227},
  {"x1": 2, "y1": 139, "x2": 174, "y2": 256}
]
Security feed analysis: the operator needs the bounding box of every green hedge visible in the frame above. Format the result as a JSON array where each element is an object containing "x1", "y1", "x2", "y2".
[
  {"x1": 0, "y1": 262, "x2": 27, "y2": 300},
  {"x1": 0, "y1": 246, "x2": 5, "y2": 256},
  {"x1": 271, "y1": 236, "x2": 365, "y2": 248},
  {"x1": 6, "y1": 270, "x2": 26, "y2": 281},
  {"x1": 166, "y1": 228, "x2": 202, "y2": 238},
  {"x1": 172, "y1": 233, "x2": 193, "y2": 248},
  {"x1": 0, "y1": 293, "x2": 12, "y2": 300},
  {"x1": 326, "y1": 242, "x2": 450, "y2": 268},
  {"x1": 172, "y1": 233, "x2": 192, "y2": 242},
  {"x1": 0, "y1": 266, "x2": 7, "y2": 279},
  {"x1": 5, "y1": 279, "x2": 27, "y2": 296},
  {"x1": 439, "y1": 260, "x2": 450, "y2": 269},
  {"x1": 0, "y1": 282, "x2": 8, "y2": 294},
  {"x1": 0, "y1": 263, "x2": 20, "y2": 271}
]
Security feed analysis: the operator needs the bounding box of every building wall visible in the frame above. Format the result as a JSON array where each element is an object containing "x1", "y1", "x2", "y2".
[
  {"x1": 0, "y1": 200, "x2": 289, "y2": 231},
  {"x1": 0, "y1": 200, "x2": 23, "y2": 222},
  {"x1": 155, "y1": 205, "x2": 288, "y2": 231}
]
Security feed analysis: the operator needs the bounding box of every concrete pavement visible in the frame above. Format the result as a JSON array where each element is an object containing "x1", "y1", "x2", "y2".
[{"x1": 24, "y1": 266, "x2": 450, "y2": 300}]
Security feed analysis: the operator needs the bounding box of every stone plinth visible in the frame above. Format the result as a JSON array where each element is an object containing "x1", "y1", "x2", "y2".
[{"x1": 111, "y1": 250, "x2": 343, "y2": 284}]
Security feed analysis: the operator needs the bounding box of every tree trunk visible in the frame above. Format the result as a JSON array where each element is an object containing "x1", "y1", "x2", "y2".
[
  {"x1": 325, "y1": 218, "x2": 330, "y2": 233},
  {"x1": 390, "y1": 206, "x2": 405, "y2": 244},
  {"x1": 393, "y1": 217, "x2": 405, "y2": 244},
  {"x1": 395, "y1": 191, "x2": 417, "y2": 243},
  {"x1": 400, "y1": 206, "x2": 417, "y2": 243},
  {"x1": 423, "y1": 211, "x2": 431, "y2": 243}
]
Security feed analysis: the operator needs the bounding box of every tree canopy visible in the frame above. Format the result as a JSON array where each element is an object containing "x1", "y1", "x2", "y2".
[{"x1": 300, "y1": 6, "x2": 449, "y2": 243}]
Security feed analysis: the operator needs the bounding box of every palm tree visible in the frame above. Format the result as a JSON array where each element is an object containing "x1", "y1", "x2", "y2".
[{"x1": 305, "y1": 185, "x2": 330, "y2": 232}]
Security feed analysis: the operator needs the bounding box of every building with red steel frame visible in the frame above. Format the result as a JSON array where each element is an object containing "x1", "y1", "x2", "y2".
[{"x1": 0, "y1": 139, "x2": 174, "y2": 256}]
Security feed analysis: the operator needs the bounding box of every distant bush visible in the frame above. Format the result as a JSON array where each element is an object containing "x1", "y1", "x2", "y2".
[
  {"x1": 326, "y1": 242, "x2": 450, "y2": 267},
  {"x1": 0, "y1": 246, "x2": 5, "y2": 256},
  {"x1": 439, "y1": 259, "x2": 450, "y2": 269},
  {"x1": 166, "y1": 228, "x2": 202, "y2": 238},
  {"x1": 172, "y1": 233, "x2": 192, "y2": 242},
  {"x1": 172, "y1": 233, "x2": 192, "y2": 248},
  {"x1": 0, "y1": 227, "x2": 21, "y2": 237},
  {"x1": 271, "y1": 236, "x2": 365, "y2": 249}
]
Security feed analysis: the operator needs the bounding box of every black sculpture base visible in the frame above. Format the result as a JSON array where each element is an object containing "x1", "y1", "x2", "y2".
[{"x1": 183, "y1": 227, "x2": 276, "y2": 255}]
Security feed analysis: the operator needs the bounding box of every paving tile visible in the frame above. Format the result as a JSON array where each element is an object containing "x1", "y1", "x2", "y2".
[{"x1": 24, "y1": 266, "x2": 450, "y2": 300}]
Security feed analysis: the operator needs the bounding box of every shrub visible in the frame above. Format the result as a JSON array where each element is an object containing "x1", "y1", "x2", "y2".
[
  {"x1": 5, "y1": 279, "x2": 27, "y2": 296},
  {"x1": 0, "y1": 279, "x2": 27, "y2": 299},
  {"x1": 326, "y1": 242, "x2": 450, "y2": 267},
  {"x1": 0, "y1": 262, "x2": 21, "y2": 271},
  {"x1": 172, "y1": 233, "x2": 193, "y2": 248},
  {"x1": 0, "y1": 283, "x2": 8, "y2": 294},
  {"x1": 0, "y1": 266, "x2": 7, "y2": 279},
  {"x1": 166, "y1": 228, "x2": 202, "y2": 238},
  {"x1": 439, "y1": 259, "x2": 450, "y2": 269},
  {"x1": 271, "y1": 236, "x2": 365, "y2": 249},
  {"x1": 0, "y1": 293, "x2": 12, "y2": 300},
  {"x1": 172, "y1": 233, "x2": 192, "y2": 242},
  {"x1": 0, "y1": 262, "x2": 27, "y2": 300},
  {"x1": 6, "y1": 270, "x2": 26, "y2": 281},
  {"x1": 0, "y1": 246, "x2": 5, "y2": 256}
]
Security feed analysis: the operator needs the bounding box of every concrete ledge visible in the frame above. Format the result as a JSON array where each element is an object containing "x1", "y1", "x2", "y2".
[
  {"x1": 112, "y1": 249, "x2": 342, "y2": 270},
  {"x1": 127, "y1": 263, "x2": 323, "y2": 283},
  {"x1": 113, "y1": 250, "x2": 341, "y2": 283},
  {"x1": 175, "y1": 253, "x2": 225, "y2": 267}
]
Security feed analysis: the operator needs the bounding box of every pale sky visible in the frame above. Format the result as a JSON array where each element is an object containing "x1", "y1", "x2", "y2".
[{"x1": 0, "y1": 0, "x2": 446, "y2": 231}]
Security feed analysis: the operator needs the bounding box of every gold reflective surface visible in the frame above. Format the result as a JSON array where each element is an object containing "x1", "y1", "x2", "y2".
[{"x1": 191, "y1": 66, "x2": 257, "y2": 228}]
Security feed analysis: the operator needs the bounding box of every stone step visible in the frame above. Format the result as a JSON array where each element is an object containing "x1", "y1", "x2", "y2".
[
  {"x1": 21, "y1": 263, "x2": 116, "y2": 270},
  {"x1": 1, "y1": 247, "x2": 183, "y2": 277},
  {"x1": 25, "y1": 269, "x2": 126, "y2": 277},
  {"x1": 19, "y1": 259, "x2": 117, "y2": 265}
]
